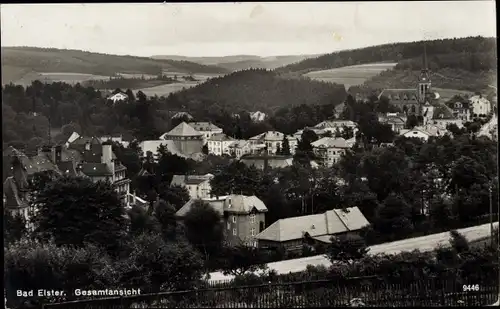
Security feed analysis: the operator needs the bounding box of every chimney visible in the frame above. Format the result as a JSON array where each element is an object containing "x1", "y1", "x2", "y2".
[{"x1": 102, "y1": 144, "x2": 115, "y2": 181}]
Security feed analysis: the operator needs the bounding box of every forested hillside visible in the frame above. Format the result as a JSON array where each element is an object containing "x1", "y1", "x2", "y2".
[
  {"x1": 275, "y1": 36, "x2": 496, "y2": 75},
  {"x1": 165, "y1": 69, "x2": 347, "y2": 114},
  {"x1": 1, "y1": 47, "x2": 229, "y2": 84}
]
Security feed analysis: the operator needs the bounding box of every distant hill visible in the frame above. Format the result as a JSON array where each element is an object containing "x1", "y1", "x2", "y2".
[
  {"x1": 151, "y1": 54, "x2": 321, "y2": 71},
  {"x1": 165, "y1": 68, "x2": 347, "y2": 114},
  {"x1": 275, "y1": 36, "x2": 496, "y2": 75},
  {"x1": 1, "y1": 47, "x2": 229, "y2": 85}
]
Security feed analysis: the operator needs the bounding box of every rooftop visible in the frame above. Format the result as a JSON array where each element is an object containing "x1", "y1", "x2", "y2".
[
  {"x1": 160, "y1": 122, "x2": 203, "y2": 138},
  {"x1": 256, "y1": 207, "x2": 369, "y2": 242},
  {"x1": 188, "y1": 122, "x2": 222, "y2": 132},
  {"x1": 311, "y1": 137, "x2": 349, "y2": 149},
  {"x1": 208, "y1": 133, "x2": 235, "y2": 142}
]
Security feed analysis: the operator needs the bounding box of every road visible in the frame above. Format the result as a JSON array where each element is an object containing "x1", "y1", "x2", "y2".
[{"x1": 208, "y1": 222, "x2": 498, "y2": 282}]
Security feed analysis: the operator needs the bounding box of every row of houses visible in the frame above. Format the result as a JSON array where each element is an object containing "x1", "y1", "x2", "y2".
[
  {"x1": 172, "y1": 189, "x2": 370, "y2": 254},
  {"x1": 3, "y1": 136, "x2": 148, "y2": 226}
]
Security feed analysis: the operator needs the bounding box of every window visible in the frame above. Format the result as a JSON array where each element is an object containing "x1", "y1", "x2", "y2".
[
  {"x1": 227, "y1": 222, "x2": 231, "y2": 230},
  {"x1": 232, "y1": 228, "x2": 237, "y2": 236},
  {"x1": 232, "y1": 216, "x2": 236, "y2": 223},
  {"x1": 251, "y1": 228, "x2": 256, "y2": 236},
  {"x1": 228, "y1": 198, "x2": 232, "y2": 208},
  {"x1": 250, "y1": 213, "x2": 256, "y2": 223}
]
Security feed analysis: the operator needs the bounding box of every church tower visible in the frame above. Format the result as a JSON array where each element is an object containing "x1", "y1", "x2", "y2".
[{"x1": 417, "y1": 43, "x2": 431, "y2": 103}]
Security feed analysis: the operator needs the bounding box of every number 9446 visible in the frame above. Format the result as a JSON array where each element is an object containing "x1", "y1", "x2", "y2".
[{"x1": 463, "y1": 284, "x2": 480, "y2": 292}]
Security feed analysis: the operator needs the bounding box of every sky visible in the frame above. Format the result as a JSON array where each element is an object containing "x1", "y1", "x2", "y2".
[{"x1": 1, "y1": 2, "x2": 497, "y2": 57}]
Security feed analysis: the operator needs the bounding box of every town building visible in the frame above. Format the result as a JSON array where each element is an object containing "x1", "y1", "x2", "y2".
[
  {"x1": 311, "y1": 137, "x2": 353, "y2": 167},
  {"x1": 314, "y1": 120, "x2": 357, "y2": 133},
  {"x1": 448, "y1": 100, "x2": 472, "y2": 122},
  {"x1": 170, "y1": 174, "x2": 214, "y2": 200},
  {"x1": 378, "y1": 113, "x2": 406, "y2": 133},
  {"x1": 3, "y1": 138, "x2": 133, "y2": 225},
  {"x1": 399, "y1": 127, "x2": 441, "y2": 141},
  {"x1": 207, "y1": 133, "x2": 235, "y2": 156},
  {"x1": 68, "y1": 137, "x2": 131, "y2": 206},
  {"x1": 171, "y1": 111, "x2": 194, "y2": 122},
  {"x1": 188, "y1": 122, "x2": 223, "y2": 142},
  {"x1": 228, "y1": 140, "x2": 253, "y2": 159},
  {"x1": 249, "y1": 131, "x2": 298, "y2": 155},
  {"x1": 159, "y1": 122, "x2": 204, "y2": 156},
  {"x1": 249, "y1": 111, "x2": 267, "y2": 122},
  {"x1": 469, "y1": 95, "x2": 492, "y2": 117},
  {"x1": 176, "y1": 195, "x2": 268, "y2": 247},
  {"x1": 138, "y1": 140, "x2": 184, "y2": 161},
  {"x1": 109, "y1": 92, "x2": 128, "y2": 103},
  {"x1": 256, "y1": 207, "x2": 370, "y2": 255},
  {"x1": 378, "y1": 45, "x2": 441, "y2": 117},
  {"x1": 240, "y1": 154, "x2": 293, "y2": 170}
]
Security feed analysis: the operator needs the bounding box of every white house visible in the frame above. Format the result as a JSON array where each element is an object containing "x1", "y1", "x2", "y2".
[
  {"x1": 228, "y1": 140, "x2": 252, "y2": 158},
  {"x1": 249, "y1": 131, "x2": 298, "y2": 155},
  {"x1": 314, "y1": 120, "x2": 357, "y2": 131},
  {"x1": 170, "y1": 174, "x2": 214, "y2": 200},
  {"x1": 207, "y1": 133, "x2": 235, "y2": 156},
  {"x1": 138, "y1": 140, "x2": 185, "y2": 160},
  {"x1": 109, "y1": 92, "x2": 129, "y2": 103},
  {"x1": 187, "y1": 122, "x2": 223, "y2": 142},
  {"x1": 311, "y1": 137, "x2": 353, "y2": 167},
  {"x1": 399, "y1": 127, "x2": 438, "y2": 142},
  {"x1": 249, "y1": 111, "x2": 267, "y2": 122},
  {"x1": 470, "y1": 95, "x2": 492, "y2": 117}
]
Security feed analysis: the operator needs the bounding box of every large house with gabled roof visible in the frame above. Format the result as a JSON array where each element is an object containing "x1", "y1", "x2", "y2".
[
  {"x1": 311, "y1": 137, "x2": 353, "y2": 167},
  {"x1": 176, "y1": 194, "x2": 268, "y2": 247},
  {"x1": 256, "y1": 206, "x2": 370, "y2": 255},
  {"x1": 159, "y1": 122, "x2": 204, "y2": 156}
]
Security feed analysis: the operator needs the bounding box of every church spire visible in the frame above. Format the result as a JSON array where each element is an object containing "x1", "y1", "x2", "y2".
[{"x1": 423, "y1": 42, "x2": 428, "y2": 71}]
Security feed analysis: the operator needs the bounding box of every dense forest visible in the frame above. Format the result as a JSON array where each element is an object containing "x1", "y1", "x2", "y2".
[
  {"x1": 275, "y1": 36, "x2": 496, "y2": 75},
  {"x1": 1, "y1": 46, "x2": 229, "y2": 82},
  {"x1": 165, "y1": 69, "x2": 348, "y2": 114}
]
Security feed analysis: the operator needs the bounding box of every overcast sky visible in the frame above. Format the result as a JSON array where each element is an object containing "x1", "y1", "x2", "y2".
[{"x1": 1, "y1": 2, "x2": 496, "y2": 57}]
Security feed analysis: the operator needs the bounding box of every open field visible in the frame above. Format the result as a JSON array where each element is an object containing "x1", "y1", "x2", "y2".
[
  {"x1": 304, "y1": 63, "x2": 398, "y2": 89},
  {"x1": 1, "y1": 46, "x2": 228, "y2": 85},
  {"x1": 136, "y1": 81, "x2": 200, "y2": 97}
]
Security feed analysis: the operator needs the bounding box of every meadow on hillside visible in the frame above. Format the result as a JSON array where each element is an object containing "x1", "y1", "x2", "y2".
[{"x1": 304, "y1": 63, "x2": 398, "y2": 89}]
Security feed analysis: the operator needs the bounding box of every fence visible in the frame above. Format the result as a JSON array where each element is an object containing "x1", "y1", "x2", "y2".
[{"x1": 40, "y1": 275, "x2": 498, "y2": 309}]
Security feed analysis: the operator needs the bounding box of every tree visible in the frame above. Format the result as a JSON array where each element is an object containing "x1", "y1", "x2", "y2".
[
  {"x1": 449, "y1": 230, "x2": 470, "y2": 254},
  {"x1": 125, "y1": 89, "x2": 136, "y2": 102},
  {"x1": 136, "y1": 90, "x2": 147, "y2": 103},
  {"x1": 5, "y1": 240, "x2": 114, "y2": 308},
  {"x1": 127, "y1": 204, "x2": 160, "y2": 236},
  {"x1": 326, "y1": 233, "x2": 369, "y2": 263},
  {"x1": 116, "y1": 233, "x2": 204, "y2": 292},
  {"x1": 373, "y1": 194, "x2": 414, "y2": 241},
  {"x1": 157, "y1": 184, "x2": 191, "y2": 211},
  {"x1": 32, "y1": 176, "x2": 128, "y2": 253},
  {"x1": 405, "y1": 114, "x2": 419, "y2": 129},
  {"x1": 182, "y1": 200, "x2": 224, "y2": 263},
  {"x1": 4, "y1": 210, "x2": 27, "y2": 247},
  {"x1": 154, "y1": 200, "x2": 178, "y2": 240},
  {"x1": 210, "y1": 161, "x2": 263, "y2": 196},
  {"x1": 219, "y1": 244, "x2": 268, "y2": 276},
  {"x1": 293, "y1": 129, "x2": 318, "y2": 165}
]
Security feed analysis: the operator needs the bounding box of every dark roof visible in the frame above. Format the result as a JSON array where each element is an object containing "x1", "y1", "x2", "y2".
[
  {"x1": 379, "y1": 89, "x2": 419, "y2": 103},
  {"x1": 432, "y1": 104, "x2": 456, "y2": 120},
  {"x1": 79, "y1": 163, "x2": 113, "y2": 177},
  {"x1": 57, "y1": 161, "x2": 78, "y2": 177}
]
